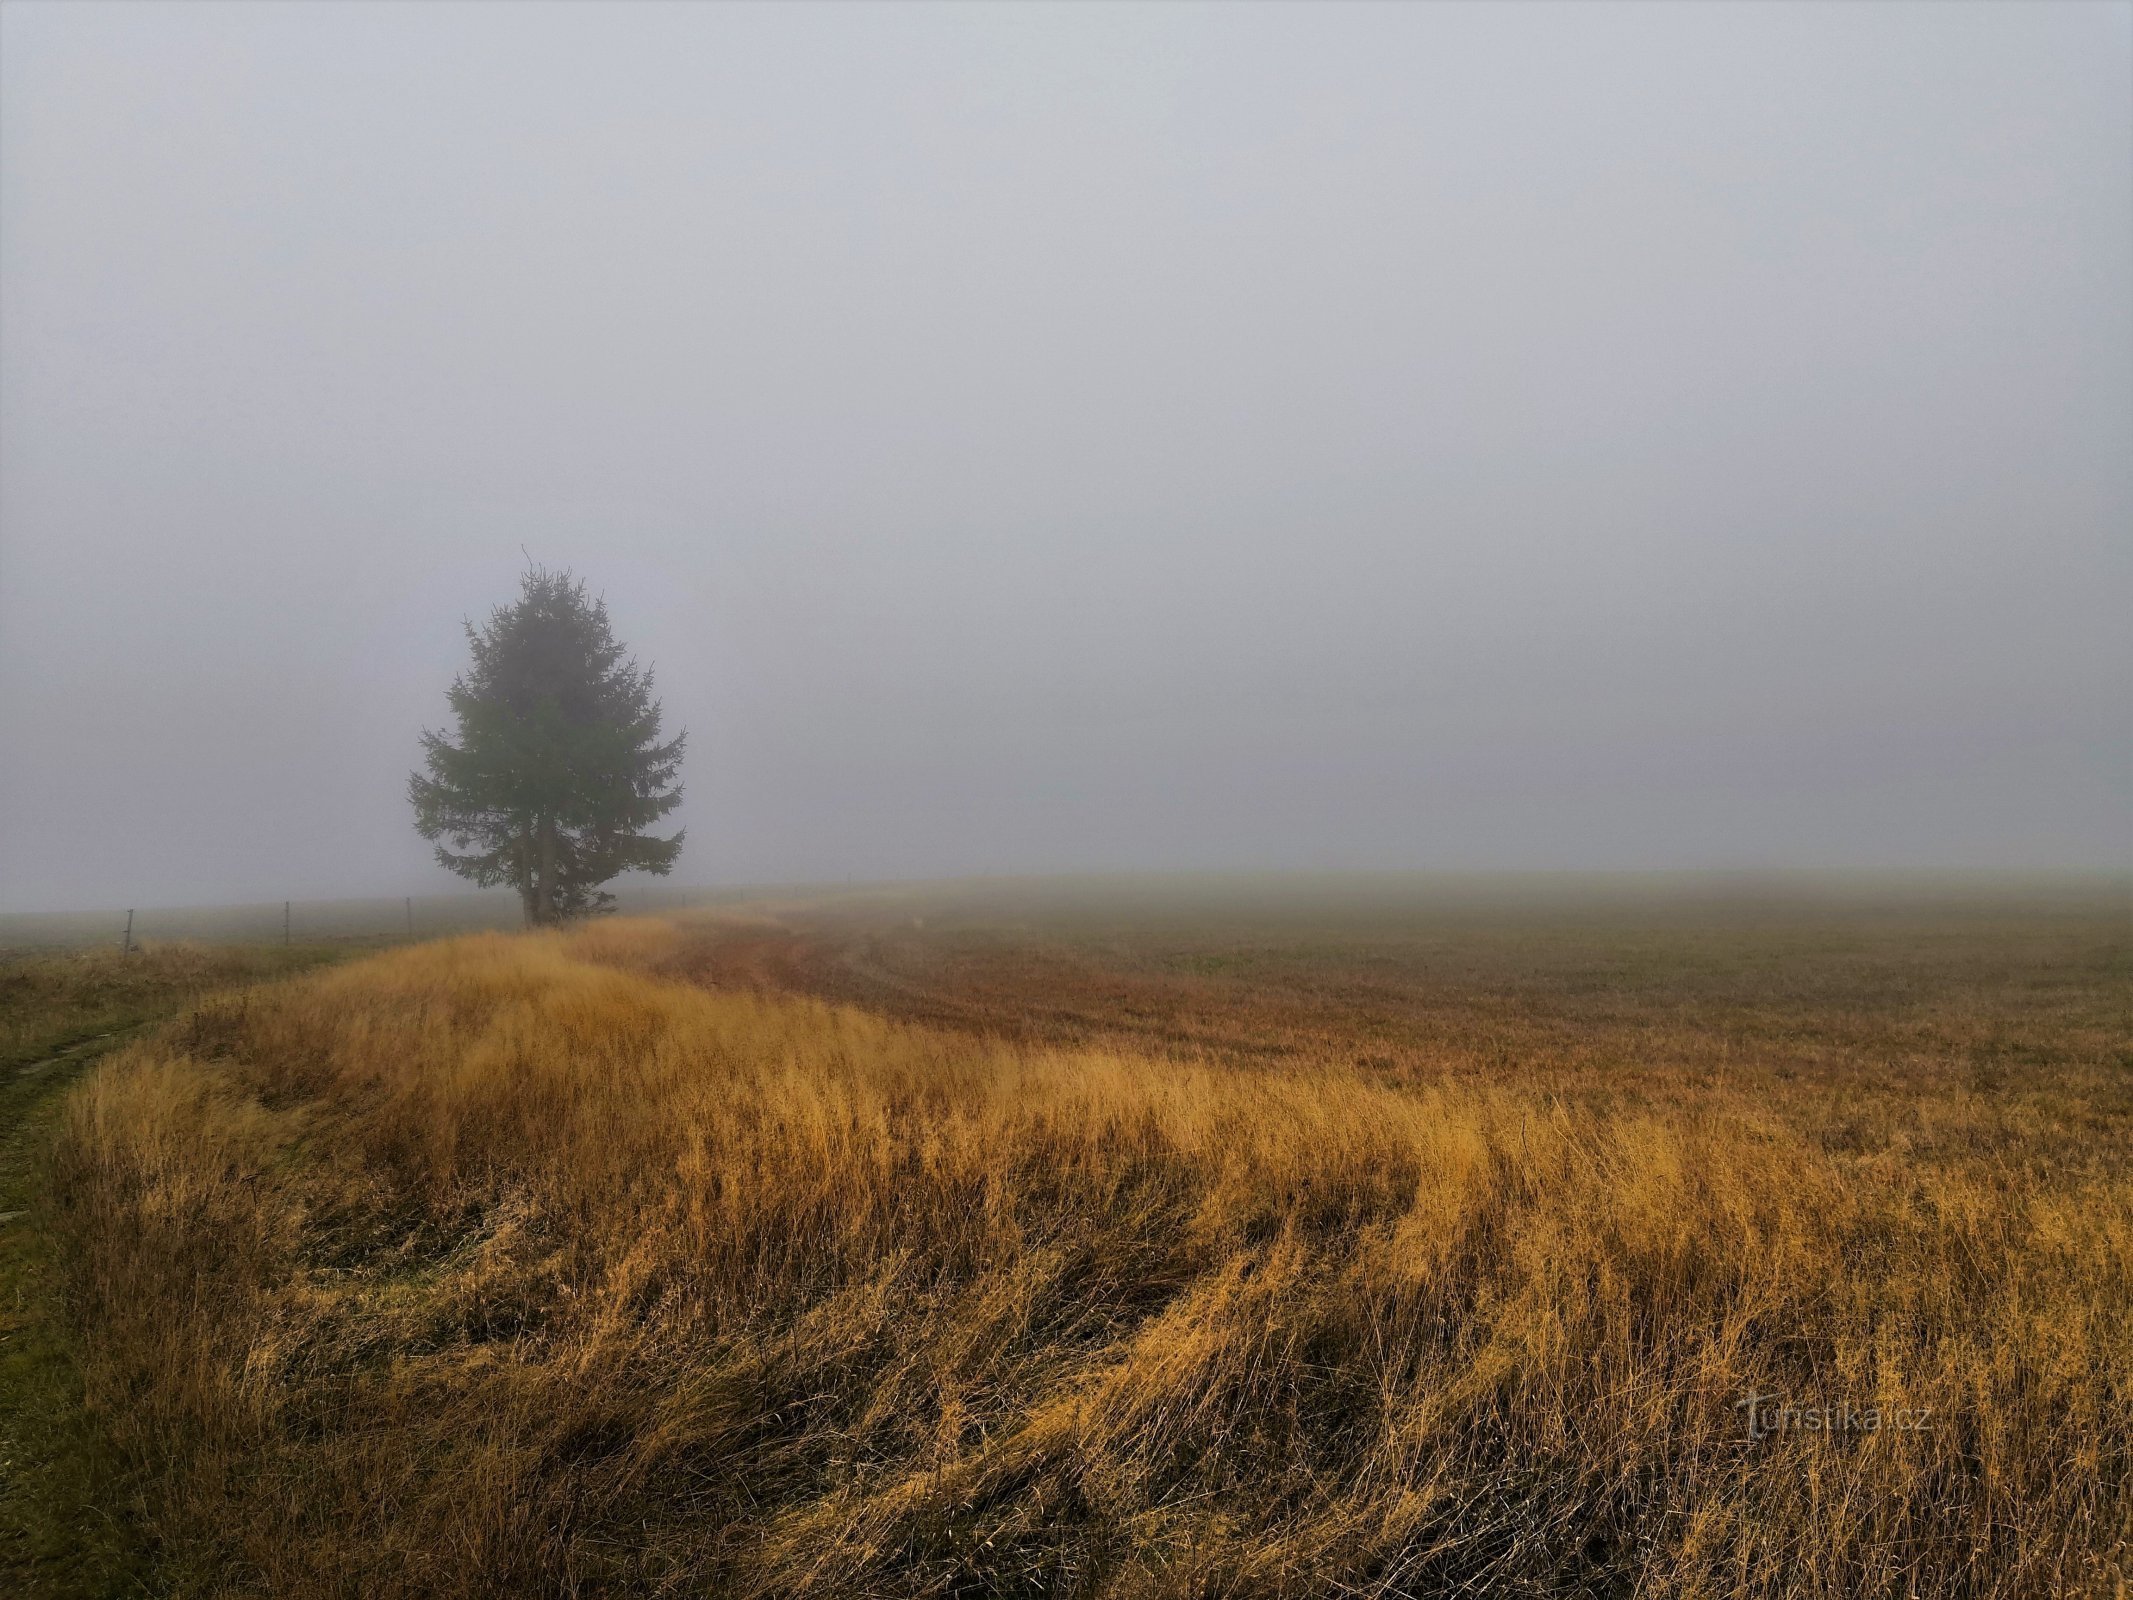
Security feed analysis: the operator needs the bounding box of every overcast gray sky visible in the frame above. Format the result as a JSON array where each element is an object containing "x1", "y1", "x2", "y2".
[{"x1": 2, "y1": 0, "x2": 2127, "y2": 912}]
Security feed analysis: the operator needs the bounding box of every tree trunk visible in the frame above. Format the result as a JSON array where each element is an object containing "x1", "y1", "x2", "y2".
[
  {"x1": 536, "y1": 812, "x2": 558, "y2": 925},
  {"x1": 518, "y1": 824, "x2": 539, "y2": 925}
]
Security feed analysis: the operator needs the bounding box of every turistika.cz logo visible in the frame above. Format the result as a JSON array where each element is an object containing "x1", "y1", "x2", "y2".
[{"x1": 1735, "y1": 1392, "x2": 1933, "y2": 1442}]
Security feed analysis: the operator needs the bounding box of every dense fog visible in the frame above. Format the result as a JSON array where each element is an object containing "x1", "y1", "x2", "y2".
[{"x1": 2, "y1": 2, "x2": 2126, "y2": 910}]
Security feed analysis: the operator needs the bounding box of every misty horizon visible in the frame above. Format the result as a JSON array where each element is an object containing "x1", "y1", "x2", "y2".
[{"x1": 3, "y1": 1, "x2": 2128, "y2": 914}]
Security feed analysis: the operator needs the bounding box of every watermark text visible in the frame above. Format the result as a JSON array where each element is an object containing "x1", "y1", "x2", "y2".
[{"x1": 1735, "y1": 1391, "x2": 1932, "y2": 1442}]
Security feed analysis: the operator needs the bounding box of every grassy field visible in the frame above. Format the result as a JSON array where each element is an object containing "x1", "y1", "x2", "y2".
[
  {"x1": 1, "y1": 942, "x2": 354, "y2": 1597},
  {"x1": 19, "y1": 881, "x2": 2133, "y2": 1596}
]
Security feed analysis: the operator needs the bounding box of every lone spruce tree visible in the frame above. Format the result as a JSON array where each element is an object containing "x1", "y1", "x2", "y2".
[{"x1": 410, "y1": 568, "x2": 684, "y2": 924}]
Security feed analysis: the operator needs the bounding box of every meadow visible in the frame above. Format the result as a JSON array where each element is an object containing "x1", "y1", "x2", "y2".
[{"x1": 18, "y1": 881, "x2": 2133, "y2": 1596}]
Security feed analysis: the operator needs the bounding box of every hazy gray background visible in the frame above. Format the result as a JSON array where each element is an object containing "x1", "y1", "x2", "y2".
[{"x1": 2, "y1": 1, "x2": 2127, "y2": 912}]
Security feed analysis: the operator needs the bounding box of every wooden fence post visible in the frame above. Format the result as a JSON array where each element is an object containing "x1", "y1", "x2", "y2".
[{"x1": 122, "y1": 908, "x2": 134, "y2": 956}]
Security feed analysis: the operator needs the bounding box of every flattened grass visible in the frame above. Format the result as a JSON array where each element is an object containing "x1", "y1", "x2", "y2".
[{"x1": 43, "y1": 910, "x2": 2133, "y2": 1597}]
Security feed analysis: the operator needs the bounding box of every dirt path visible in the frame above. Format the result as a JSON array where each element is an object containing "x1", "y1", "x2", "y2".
[
  {"x1": 2, "y1": 942, "x2": 355, "y2": 1598},
  {"x1": 0, "y1": 1031, "x2": 157, "y2": 1598}
]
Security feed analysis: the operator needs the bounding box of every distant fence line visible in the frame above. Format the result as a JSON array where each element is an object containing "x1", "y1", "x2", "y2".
[{"x1": 0, "y1": 886, "x2": 735, "y2": 953}]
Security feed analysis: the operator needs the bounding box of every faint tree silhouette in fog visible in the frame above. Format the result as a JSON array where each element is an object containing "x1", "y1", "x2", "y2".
[{"x1": 410, "y1": 567, "x2": 683, "y2": 924}]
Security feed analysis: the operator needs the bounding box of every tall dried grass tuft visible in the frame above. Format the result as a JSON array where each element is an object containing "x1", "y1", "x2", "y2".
[{"x1": 48, "y1": 923, "x2": 2132, "y2": 1596}]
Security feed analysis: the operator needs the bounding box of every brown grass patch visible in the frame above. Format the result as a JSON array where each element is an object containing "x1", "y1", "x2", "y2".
[{"x1": 46, "y1": 914, "x2": 2133, "y2": 1596}]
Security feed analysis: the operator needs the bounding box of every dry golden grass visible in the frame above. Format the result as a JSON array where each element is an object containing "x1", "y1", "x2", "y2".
[
  {"x1": 0, "y1": 941, "x2": 339, "y2": 1071},
  {"x1": 46, "y1": 910, "x2": 2133, "y2": 1597}
]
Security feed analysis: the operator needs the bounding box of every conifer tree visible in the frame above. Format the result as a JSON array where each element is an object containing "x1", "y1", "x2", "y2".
[{"x1": 410, "y1": 568, "x2": 684, "y2": 923}]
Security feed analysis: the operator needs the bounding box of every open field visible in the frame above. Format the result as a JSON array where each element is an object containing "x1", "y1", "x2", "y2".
[{"x1": 20, "y1": 881, "x2": 2133, "y2": 1596}]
